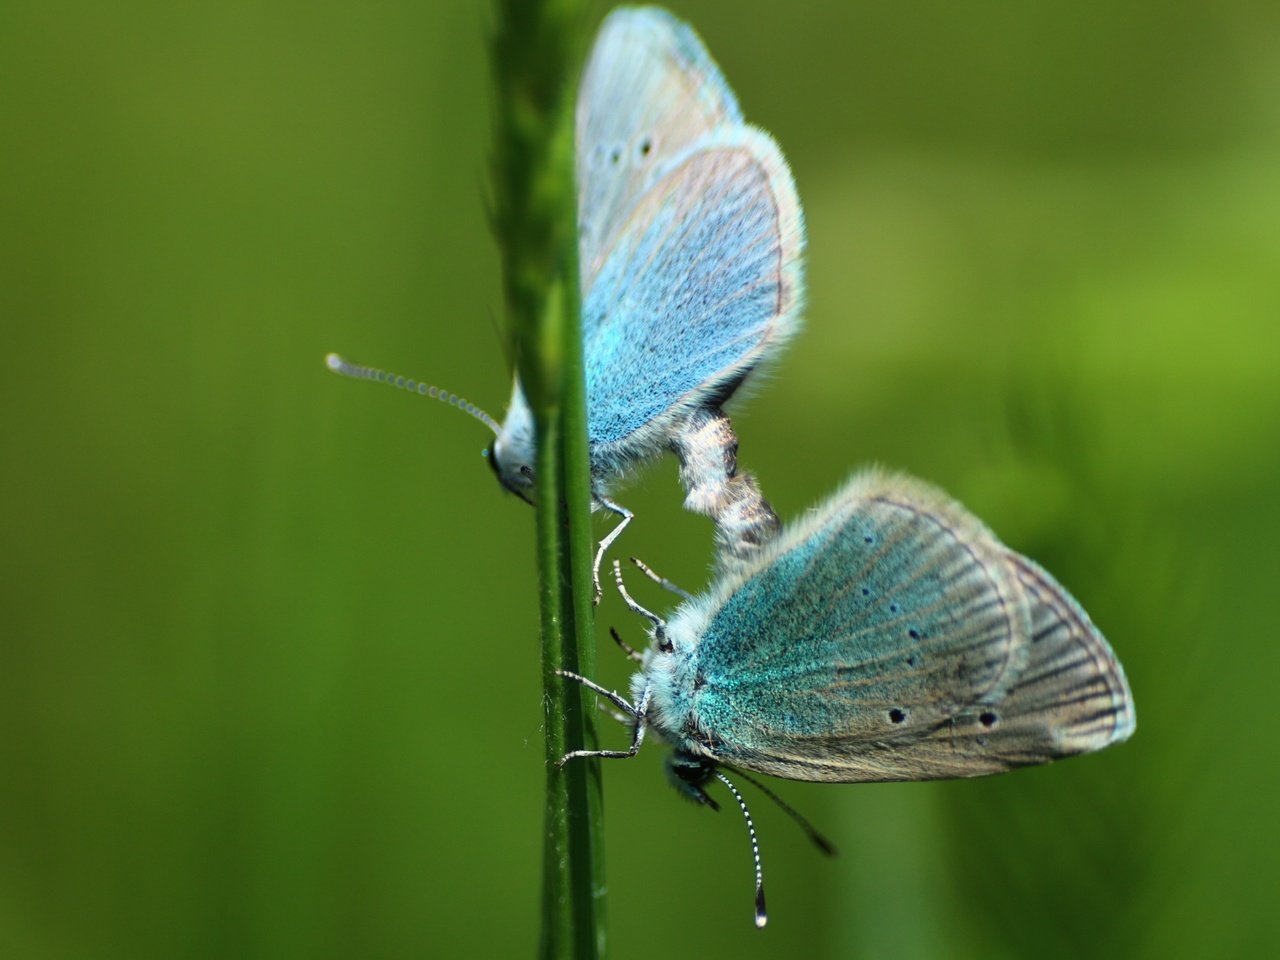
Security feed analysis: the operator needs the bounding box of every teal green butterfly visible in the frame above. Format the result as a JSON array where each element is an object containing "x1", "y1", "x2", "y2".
[{"x1": 563, "y1": 469, "x2": 1135, "y2": 925}]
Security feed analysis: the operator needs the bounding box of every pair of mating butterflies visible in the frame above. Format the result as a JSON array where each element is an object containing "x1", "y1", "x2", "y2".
[{"x1": 330, "y1": 5, "x2": 1135, "y2": 927}]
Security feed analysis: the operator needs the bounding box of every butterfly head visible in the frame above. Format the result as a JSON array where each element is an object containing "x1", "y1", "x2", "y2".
[
  {"x1": 486, "y1": 378, "x2": 536, "y2": 505},
  {"x1": 324, "y1": 353, "x2": 537, "y2": 500}
]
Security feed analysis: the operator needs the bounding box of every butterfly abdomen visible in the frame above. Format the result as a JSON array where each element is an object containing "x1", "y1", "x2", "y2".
[{"x1": 671, "y1": 407, "x2": 781, "y2": 570}]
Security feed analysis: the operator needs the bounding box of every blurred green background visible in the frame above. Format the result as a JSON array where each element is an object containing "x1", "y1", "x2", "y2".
[{"x1": 2, "y1": 1, "x2": 1277, "y2": 957}]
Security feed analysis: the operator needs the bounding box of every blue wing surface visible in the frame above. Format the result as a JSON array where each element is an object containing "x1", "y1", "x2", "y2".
[
  {"x1": 583, "y1": 127, "x2": 804, "y2": 458},
  {"x1": 491, "y1": 8, "x2": 745, "y2": 489},
  {"x1": 683, "y1": 471, "x2": 1023, "y2": 745}
]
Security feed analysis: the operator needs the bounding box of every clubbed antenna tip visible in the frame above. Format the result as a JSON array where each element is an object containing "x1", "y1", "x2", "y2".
[{"x1": 715, "y1": 771, "x2": 769, "y2": 930}]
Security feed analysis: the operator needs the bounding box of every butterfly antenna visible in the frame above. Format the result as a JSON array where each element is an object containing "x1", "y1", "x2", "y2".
[
  {"x1": 325, "y1": 353, "x2": 500, "y2": 436},
  {"x1": 730, "y1": 768, "x2": 838, "y2": 857},
  {"x1": 714, "y1": 771, "x2": 768, "y2": 929}
]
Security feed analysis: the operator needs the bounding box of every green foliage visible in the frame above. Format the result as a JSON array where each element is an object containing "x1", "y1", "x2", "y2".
[
  {"x1": 1, "y1": 1, "x2": 1277, "y2": 958},
  {"x1": 492, "y1": 2, "x2": 600, "y2": 957}
]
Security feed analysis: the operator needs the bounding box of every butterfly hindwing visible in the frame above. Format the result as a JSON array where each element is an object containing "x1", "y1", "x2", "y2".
[
  {"x1": 991, "y1": 553, "x2": 1136, "y2": 753},
  {"x1": 583, "y1": 127, "x2": 803, "y2": 456}
]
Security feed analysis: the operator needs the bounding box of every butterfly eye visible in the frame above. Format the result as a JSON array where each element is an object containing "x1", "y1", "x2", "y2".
[
  {"x1": 609, "y1": 145, "x2": 623, "y2": 166},
  {"x1": 637, "y1": 135, "x2": 653, "y2": 160},
  {"x1": 656, "y1": 627, "x2": 673, "y2": 654},
  {"x1": 888, "y1": 708, "x2": 907, "y2": 725}
]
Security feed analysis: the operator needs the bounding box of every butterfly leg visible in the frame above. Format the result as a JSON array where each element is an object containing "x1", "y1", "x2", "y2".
[
  {"x1": 556, "y1": 682, "x2": 652, "y2": 766},
  {"x1": 592, "y1": 497, "x2": 634, "y2": 605},
  {"x1": 609, "y1": 625, "x2": 644, "y2": 663},
  {"x1": 556, "y1": 669, "x2": 636, "y2": 714},
  {"x1": 611, "y1": 560, "x2": 671, "y2": 652},
  {"x1": 629, "y1": 556, "x2": 693, "y2": 600},
  {"x1": 597, "y1": 701, "x2": 634, "y2": 726}
]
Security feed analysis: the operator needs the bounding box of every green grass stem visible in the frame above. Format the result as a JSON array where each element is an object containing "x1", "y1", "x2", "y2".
[{"x1": 491, "y1": 3, "x2": 603, "y2": 957}]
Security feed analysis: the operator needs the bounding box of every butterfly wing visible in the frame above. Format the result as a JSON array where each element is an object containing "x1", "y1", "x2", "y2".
[
  {"x1": 849, "y1": 553, "x2": 1136, "y2": 779},
  {"x1": 496, "y1": 10, "x2": 745, "y2": 482},
  {"x1": 987, "y1": 552, "x2": 1136, "y2": 753},
  {"x1": 670, "y1": 471, "x2": 1133, "y2": 782},
  {"x1": 577, "y1": 7, "x2": 743, "y2": 284},
  {"x1": 583, "y1": 127, "x2": 804, "y2": 456}
]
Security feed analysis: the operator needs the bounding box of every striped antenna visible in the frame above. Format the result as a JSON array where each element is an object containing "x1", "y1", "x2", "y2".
[
  {"x1": 325, "y1": 353, "x2": 500, "y2": 436},
  {"x1": 730, "y1": 767, "x2": 837, "y2": 857},
  {"x1": 715, "y1": 771, "x2": 768, "y2": 929}
]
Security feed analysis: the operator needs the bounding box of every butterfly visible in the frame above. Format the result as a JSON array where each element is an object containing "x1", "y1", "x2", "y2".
[
  {"x1": 328, "y1": 7, "x2": 804, "y2": 598},
  {"x1": 560, "y1": 468, "x2": 1136, "y2": 926}
]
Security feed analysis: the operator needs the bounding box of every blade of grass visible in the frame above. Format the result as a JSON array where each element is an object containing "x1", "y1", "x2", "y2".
[{"x1": 491, "y1": 3, "x2": 602, "y2": 958}]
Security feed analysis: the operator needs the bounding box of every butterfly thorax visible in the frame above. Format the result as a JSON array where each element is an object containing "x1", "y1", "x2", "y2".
[
  {"x1": 635, "y1": 624, "x2": 711, "y2": 755},
  {"x1": 638, "y1": 607, "x2": 750, "y2": 761}
]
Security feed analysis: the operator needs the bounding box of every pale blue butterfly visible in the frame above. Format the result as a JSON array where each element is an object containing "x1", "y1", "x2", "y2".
[
  {"x1": 328, "y1": 7, "x2": 804, "y2": 598},
  {"x1": 561, "y1": 469, "x2": 1136, "y2": 926}
]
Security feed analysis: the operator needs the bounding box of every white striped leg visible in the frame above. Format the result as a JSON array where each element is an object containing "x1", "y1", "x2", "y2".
[
  {"x1": 555, "y1": 681, "x2": 651, "y2": 766},
  {"x1": 592, "y1": 497, "x2": 634, "y2": 606},
  {"x1": 630, "y1": 556, "x2": 692, "y2": 600},
  {"x1": 611, "y1": 560, "x2": 664, "y2": 629},
  {"x1": 609, "y1": 626, "x2": 644, "y2": 663}
]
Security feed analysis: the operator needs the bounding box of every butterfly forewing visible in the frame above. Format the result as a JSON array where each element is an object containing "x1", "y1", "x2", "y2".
[
  {"x1": 670, "y1": 472, "x2": 1030, "y2": 781},
  {"x1": 583, "y1": 128, "x2": 803, "y2": 452},
  {"x1": 659, "y1": 471, "x2": 1136, "y2": 783},
  {"x1": 577, "y1": 7, "x2": 743, "y2": 281}
]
